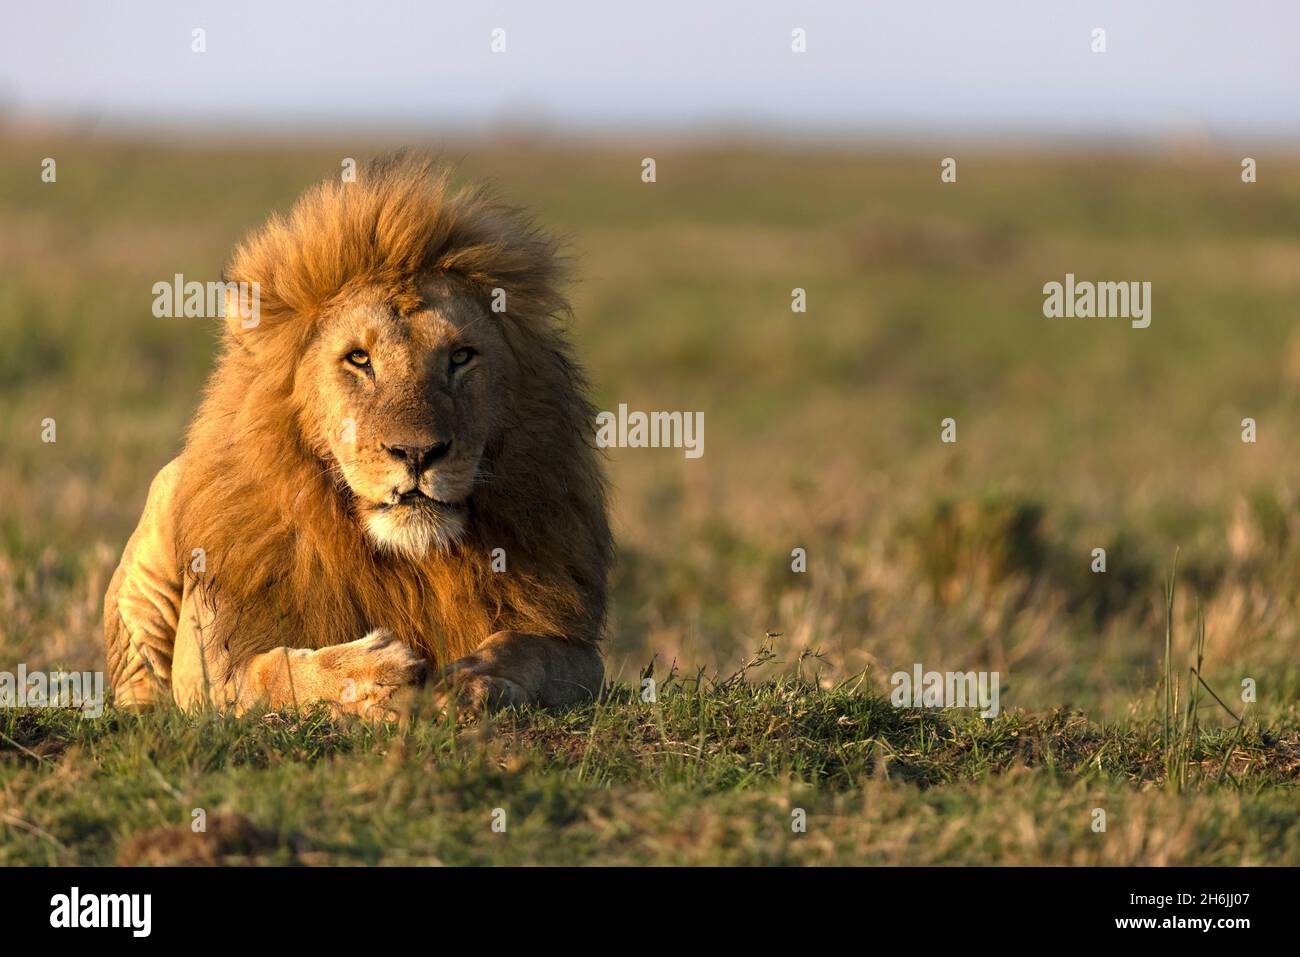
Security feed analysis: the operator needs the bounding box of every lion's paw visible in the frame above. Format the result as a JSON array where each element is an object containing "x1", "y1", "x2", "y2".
[
  {"x1": 317, "y1": 629, "x2": 428, "y2": 721},
  {"x1": 430, "y1": 655, "x2": 529, "y2": 717}
]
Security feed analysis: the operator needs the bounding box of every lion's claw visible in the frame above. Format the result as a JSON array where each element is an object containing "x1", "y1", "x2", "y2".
[{"x1": 431, "y1": 656, "x2": 528, "y2": 716}]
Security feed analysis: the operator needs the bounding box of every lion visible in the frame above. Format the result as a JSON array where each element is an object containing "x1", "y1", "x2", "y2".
[{"x1": 103, "y1": 154, "x2": 612, "y2": 718}]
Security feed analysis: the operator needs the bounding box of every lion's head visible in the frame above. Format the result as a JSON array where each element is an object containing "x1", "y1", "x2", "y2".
[
  {"x1": 173, "y1": 154, "x2": 611, "y2": 670},
  {"x1": 298, "y1": 276, "x2": 511, "y2": 560}
]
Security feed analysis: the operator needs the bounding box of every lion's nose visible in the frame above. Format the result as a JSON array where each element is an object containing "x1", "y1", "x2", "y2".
[{"x1": 384, "y1": 440, "x2": 452, "y2": 473}]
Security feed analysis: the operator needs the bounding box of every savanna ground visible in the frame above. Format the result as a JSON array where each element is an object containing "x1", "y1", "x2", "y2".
[{"x1": 1, "y1": 128, "x2": 1299, "y2": 864}]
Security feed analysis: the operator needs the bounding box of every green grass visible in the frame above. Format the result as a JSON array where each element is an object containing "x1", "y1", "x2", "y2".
[
  {"x1": 4, "y1": 665, "x2": 1297, "y2": 865},
  {"x1": 1, "y1": 130, "x2": 1299, "y2": 864}
]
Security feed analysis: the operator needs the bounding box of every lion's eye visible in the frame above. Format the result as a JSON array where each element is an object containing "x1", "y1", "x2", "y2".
[
  {"x1": 449, "y1": 347, "x2": 476, "y2": 368},
  {"x1": 345, "y1": 350, "x2": 370, "y2": 368}
]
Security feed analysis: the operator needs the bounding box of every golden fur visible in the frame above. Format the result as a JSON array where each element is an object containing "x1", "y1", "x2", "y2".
[{"x1": 125, "y1": 154, "x2": 610, "y2": 692}]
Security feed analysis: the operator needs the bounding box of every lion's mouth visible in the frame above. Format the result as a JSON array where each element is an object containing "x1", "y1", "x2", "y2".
[
  {"x1": 362, "y1": 484, "x2": 471, "y2": 558},
  {"x1": 376, "y1": 489, "x2": 464, "y2": 512}
]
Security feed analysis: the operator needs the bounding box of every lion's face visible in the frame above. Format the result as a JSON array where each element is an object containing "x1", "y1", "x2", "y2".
[{"x1": 298, "y1": 280, "x2": 512, "y2": 561}]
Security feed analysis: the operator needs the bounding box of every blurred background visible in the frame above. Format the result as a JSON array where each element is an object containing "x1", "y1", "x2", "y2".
[{"x1": 2, "y1": 1, "x2": 1299, "y2": 720}]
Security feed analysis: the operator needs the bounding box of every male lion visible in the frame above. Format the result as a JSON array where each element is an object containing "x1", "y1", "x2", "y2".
[{"x1": 103, "y1": 155, "x2": 612, "y2": 718}]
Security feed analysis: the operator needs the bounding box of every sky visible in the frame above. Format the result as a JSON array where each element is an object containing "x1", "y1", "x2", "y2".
[{"x1": 1, "y1": 0, "x2": 1297, "y2": 141}]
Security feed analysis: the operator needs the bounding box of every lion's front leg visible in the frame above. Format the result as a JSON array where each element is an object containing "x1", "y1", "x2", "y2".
[
  {"x1": 433, "y1": 632, "x2": 603, "y2": 713},
  {"x1": 228, "y1": 630, "x2": 428, "y2": 718}
]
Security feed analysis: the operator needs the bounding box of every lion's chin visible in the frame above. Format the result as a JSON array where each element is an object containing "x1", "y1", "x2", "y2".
[{"x1": 363, "y1": 500, "x2": 466, "y2": 561}]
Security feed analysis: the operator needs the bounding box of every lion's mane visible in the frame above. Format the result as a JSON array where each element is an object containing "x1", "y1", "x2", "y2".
[{"x1": 172, "y1": 154, "x2": 611, "y2": 674}]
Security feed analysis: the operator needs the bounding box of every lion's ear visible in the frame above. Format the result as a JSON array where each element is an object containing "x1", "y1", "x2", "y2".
[{"x1": 222, "y1": 281, "x2": 263, "y2": 348}]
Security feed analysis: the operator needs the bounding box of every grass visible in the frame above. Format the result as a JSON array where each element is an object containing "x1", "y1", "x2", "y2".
[
  {"x1": 1160, "y1": 554, "x2": 1254, "y2": 795},
  {"x1": 4, "y1": 658, "x2": 1298, "y2": 865},
  {"x1": 1, "y1": 128, "x2": 1299, "y2": 864}
]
